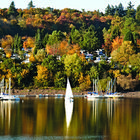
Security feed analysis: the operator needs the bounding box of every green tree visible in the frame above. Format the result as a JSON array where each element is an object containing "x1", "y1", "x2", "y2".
[
  {"x1": 126, "y1": 1, "x2": 136, "y2": 18},
  {"x1": 136, "y1": 5, "x2": 140, "y2": 22},
  {"x1": 12, "y1": 34, "x2": 23, "y2": 53},
  {"x1": 64, "y1": 53, "x2": 85, "y2": 87},
  {"x1": 42, "y1": 33, "x2": 49, "y2": 47},
  {"x1": 116, "y1": 3, "x2": 125, "y2": 17},
  {"x1": 42, "y1": 55, "x2": 63, "y2": 86},
  {"x1": 110, "y1": 26, "x2": 121, "y2": 41},
  {"x1": 28, "y1": 0, "x2": 35, "y2": 9},
  {"x1": 34, "y1": 29, "x2": 43, "y2": 54},
  {"x1": 105, "y1": 4, "x2": 112, "y2": 16},
  {"x1": 70, "y1": 27, "x2": 82, "y2": 45},
  {"x1": 122, "y1": 17, "x2": 137, "y2": 35},
  {"x1": 8, "y1": 1, "x2": 17, "y2": 16},
  {"x1": 54, "y1": 71, "x2": 66, "y2": 88},
  {"x1": 89, "y1": 66, "x2": 99, "y2": 79},
  {"x1": 81, "y1": 25, "x2": 100, "y2": 52},
  {"x1": 35, "y1": 49, "x2": 46, "y2": 63},
  {"x1": 97, "y1": 60, "x2": 110, "y2": 79},
  {"x1": 124, "y1": 30, "x2": 134, "y2": 44},
  {"x1": 47, "y1": 30, "x2": 65, "y2": 45}
]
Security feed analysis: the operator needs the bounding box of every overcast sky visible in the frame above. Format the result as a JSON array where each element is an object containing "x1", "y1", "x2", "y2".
[{"x1": 0, "y1": 0, "x2": 139, "y2": 12}]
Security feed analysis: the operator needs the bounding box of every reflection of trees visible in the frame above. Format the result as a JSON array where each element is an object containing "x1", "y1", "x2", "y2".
[
  {"x1": 109, "y1": 99, "x2": 140, "y2": 140},
  {"x1": 0, "y1": 98, "x2": 140, "y2": 139},
  {"x1": 0, "y1": 101, "x2": 21, "y2": 135}
]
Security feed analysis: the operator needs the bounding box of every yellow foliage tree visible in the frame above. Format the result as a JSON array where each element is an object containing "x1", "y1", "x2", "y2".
[
  {"x1": 1, "y1": 35, "x2": 13, "y2": 58},
  {"x1": 111, "y1": 41, "x2": 135, "y2": 66},
  {"x1": 35, "y1": 65, "x2": 48, "y2": 87},
  {"x1": 29, "y1": 54, "x2": 36, "y2": 63},
  {"x1": 78, "y1": 73, "x2": 91, "y2": 91},
  {"x1": 21, "y1": 69, "x2": 29, "y2": 78},
  {"x1": 35, "y1": 49, "x2": 46, "y2": 63},
  {"x1": 1, "y1": 35, "x2": 13, "y2": 48}
]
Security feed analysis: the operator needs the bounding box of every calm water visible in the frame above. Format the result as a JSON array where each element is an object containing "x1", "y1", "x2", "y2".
[{"x1": 0, "y1": 97, "x2": 140, "y2": 140}]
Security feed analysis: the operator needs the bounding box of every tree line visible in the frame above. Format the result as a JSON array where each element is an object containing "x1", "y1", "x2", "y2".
[{"x1": 0, "y1": 1, "x2": 140, "y2": 91}]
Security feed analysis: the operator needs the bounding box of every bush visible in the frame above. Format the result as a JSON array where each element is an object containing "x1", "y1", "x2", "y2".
[{"x1": 117, "y1": 74, "x2": 140, "y2": 90}]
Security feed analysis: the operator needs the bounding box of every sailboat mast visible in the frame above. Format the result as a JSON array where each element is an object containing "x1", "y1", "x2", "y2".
[
  {"x1": 5, "y1": 81, "x2": 7, "y2": 94},
  {"x1": 93, "y1": 79, "x2": 94, "y2": 92},
  {"x1": 9, "y1": 78, "x2": 11, "y2": 95},
  {"x1": 1, "y1": 78, "x2": 4, "y2": 95}
]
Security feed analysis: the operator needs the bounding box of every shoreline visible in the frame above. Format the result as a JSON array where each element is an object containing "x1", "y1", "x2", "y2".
[{"x1": 10, "y1": 89, "x2": 140, "y2": 98}]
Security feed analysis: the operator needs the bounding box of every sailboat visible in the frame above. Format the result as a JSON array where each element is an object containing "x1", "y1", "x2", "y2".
[
  {"x1": 65, "y1": 77, "x2": 73, "y2": 100},
  {"x1": 86, "y1": 79, "x2": 103, "y2": 98},
  {"x1": 65, "y1": 77, "x2": 74, "y2": 130},
  {"x1": 104, "y1": 79, "x2": 123, "y2": 98},
  {"x1": 0, "y1": 78, "x2": 20, "y2": 101}
]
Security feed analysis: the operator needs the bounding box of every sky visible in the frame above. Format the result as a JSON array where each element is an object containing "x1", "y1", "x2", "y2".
[{"x1": 0, "y1": 0, "x2": 139, "y2": 13}]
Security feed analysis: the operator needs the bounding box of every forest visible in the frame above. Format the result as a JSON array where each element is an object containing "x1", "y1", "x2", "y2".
[{"x1": 0, "y1": 1, "x2": 140, "y2": 91}]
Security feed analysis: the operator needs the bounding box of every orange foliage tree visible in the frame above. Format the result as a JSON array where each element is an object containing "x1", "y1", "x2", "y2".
[
  {"x1": 23, "y1": 37, "x2": 35, "y2": 50},
  {"x1": 111, "y1": 36, "x2": 123, "y2": 52}
]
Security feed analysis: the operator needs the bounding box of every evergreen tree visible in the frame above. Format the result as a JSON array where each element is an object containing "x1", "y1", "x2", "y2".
[
  {"x1": 126, "y1": 1, "x2": 136, "y2": 18},
  {"x1": 34, "y1": 29, "x2": 43, "y2": 54},
  {"x1": 117, "y1": 3, "x2": 126, "y2": 17},
  {"x1": 105, "y1": 4, "x2": 112, "y2": 15},
  {"x1": 8, "y1": 1, "x2": 17, "y2": 16},
  {"x1": 12, "y1": 34, "x2": 23, "y2": 53},
  {"x1": 81, "y1": 25, "x2": 100, "y2": 52},
  {"x1": 28, "y1": 0, "x2": 35, "y2": 9},
  {"x1": 110, "y1": 26, "x2": 121, "y2": 41},
  {"x1": 42, "y1": 33, "x2": 49, "y2": 47},
  {"x1": 124, "y1": 30, "x2": 134, "y2": 44},
  {"x1": 136, "y1": 5, "x2": 140, "y2": 21}
]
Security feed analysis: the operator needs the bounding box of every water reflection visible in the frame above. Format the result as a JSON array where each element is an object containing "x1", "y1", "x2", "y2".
[
  {"x1": 0, "y1": 100, "x2": 20, "y2": 135},
  {"x1": 65, "y1": 99, "x2": 74, "y2": 130},
  {"x1": 0, "y1": 97, "x2": 140, "y2": 140}
]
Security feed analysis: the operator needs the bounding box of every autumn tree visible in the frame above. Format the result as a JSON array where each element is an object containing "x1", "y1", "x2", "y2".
[
  {"x1": 1, "y1": 35, "x2": 13, "y2": 58},
  {"x1": 23, "y1": 37, "x2": 35, "y2": 50},
  {"x1": 111, "y1": 36, "x2": 123, "y2": 51},
  {"x1": 111, "y1": 41, "x2": 135, "y2": 66},
  {"x1": 35, "y1": 49, "x2": 46, "y2": 63},
  {"x1": 78, "y1": 73, "x2": 91, "y2": 91},
  {"x1": 64, "y1": 53, "x2": 87, "y2": 87},
  {"x1": 34, "y1": 65, "x2": 49, "y2": 87}
]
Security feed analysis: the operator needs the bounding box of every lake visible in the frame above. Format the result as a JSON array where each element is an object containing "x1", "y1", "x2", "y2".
[{"x1": 0, "y1": 97, "x2": 140, "y2": 140}]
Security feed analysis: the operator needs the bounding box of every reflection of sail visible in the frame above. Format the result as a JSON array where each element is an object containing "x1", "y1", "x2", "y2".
[{"x1": 65, "y1": 98, "x2": 74, "y2": 129}]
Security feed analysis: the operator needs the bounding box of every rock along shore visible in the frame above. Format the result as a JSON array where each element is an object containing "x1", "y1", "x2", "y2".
[{"x1": 10, "y1": 88, "x2": 140, "y2": 98}]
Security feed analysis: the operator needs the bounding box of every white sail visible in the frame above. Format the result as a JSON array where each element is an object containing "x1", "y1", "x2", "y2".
[{"x1": 65, "y1": 78, "x2": 73, "y2": 99}]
